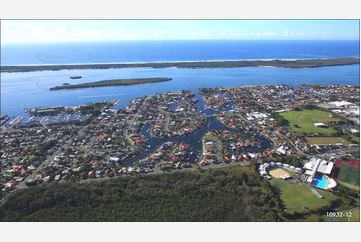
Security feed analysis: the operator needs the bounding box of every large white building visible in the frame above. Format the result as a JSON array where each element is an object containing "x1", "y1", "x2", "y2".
[
  {"x1": 302, "y1": 158, "x2": 337, "y2": 190},
  {"x1": 329, "y1": 101, "x2": 355, "y2": 108},
  {"x1": 303, "y1": 158, "x2": 334, "y2": 177}
]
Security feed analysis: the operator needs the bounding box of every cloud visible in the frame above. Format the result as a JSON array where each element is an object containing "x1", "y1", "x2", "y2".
[
  {"x1": 279, "y1": 30, "x2": 289, "y2": 37},
  {"x1": 263, "y1": 31, "x2": 274, "y2": 37},
  {"x1": 220, "y1": 30, "x2": 228, "y2": 36},
  {"x1": 1, "y1": 24, "x2": 139, "y2": 42},
  {"x1": 1, "y1": 21, "x2": 146, "y2": 42},
  {"x1": 153, "y1": 30, "x2": 167, "y2": 37}
]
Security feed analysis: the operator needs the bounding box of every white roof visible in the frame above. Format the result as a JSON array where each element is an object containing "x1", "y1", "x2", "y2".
[
  {"x1": 27, "y1": 165, "x2": 36, "y2": 170},
  {"x1": 330, "y1": 101, "x2": 354, "y2": 106},
  {"x1": 110, "y1": 157, "x2": 120, "y2": 162},
  {"x1": 248, "y1": 153, "x2": 256, "y2": 158},
  {"x1": 303, "y1": 158, "x2": 334, "y2": 174},
  {"x1": 305, "y1": 170, "x2": 314, "y2": 176},
  {"x1": 304, "y1": 162, "x2": 313, "y2": 170},
  {"x1": 324, "y1": 162, "x2": 334, "y2": 174},
  {"x1": 277, "y1": 147, "x2": 286, "y2": 155}
]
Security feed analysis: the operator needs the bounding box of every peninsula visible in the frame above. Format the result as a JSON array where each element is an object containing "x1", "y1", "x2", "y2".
[
  {"x1": 49, "y1": 77, "x2": 172, "y2": 91},
  {"x1": 1, "y1": 58, "x2": 359, "y2": 73}
]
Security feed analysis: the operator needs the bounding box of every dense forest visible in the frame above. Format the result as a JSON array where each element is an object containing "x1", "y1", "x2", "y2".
[
  {"x1": 2, "y1": 58, "x2": 359, "y2": 73},
  {"x1": 49, "y1": 78, "x2": 172, "y2": 91},
  {"x1": 0, "y1": 164, "x2": 286, "y2": 222}
]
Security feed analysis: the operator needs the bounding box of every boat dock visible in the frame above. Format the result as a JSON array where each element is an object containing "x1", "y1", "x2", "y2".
[
  {"x1": 0, "y1": 115, "x2": 10, "y2": 126},
  {"x1": 8, "y1": 116, "x2": 24, "y2": 125}
]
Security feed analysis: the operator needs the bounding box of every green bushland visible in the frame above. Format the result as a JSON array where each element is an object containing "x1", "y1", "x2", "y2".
[
  {"x1": 0, "y1": 164, "x2": 284, "y2": 222},
  {"x1": 49, "y1": 78, "x2": 172, "y2": 91}
]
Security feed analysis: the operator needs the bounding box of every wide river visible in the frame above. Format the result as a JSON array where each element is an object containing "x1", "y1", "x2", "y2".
[{"x1": 1, "y1": 64, "x2": 359, "y2": 117}]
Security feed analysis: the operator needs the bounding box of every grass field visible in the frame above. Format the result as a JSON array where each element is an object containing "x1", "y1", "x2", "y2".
[
  {"x1": 350, "y1": 208, "x2": 360, "y2": 222},
  {"x1": 279, "y1": 184, "x2": 338, "y2": 212},
  {"x1": 306, "y1": 137, "x2": 344, "y2": 144},
  {"x1": 352, "y1": 136, "x2": 360, "y2": 143},
  {"x1": 332, "y1": 208, "x2": 360, "y2": 222},
  {"x1": 203, "y1": 135, "x2": 217, "y2": 141},
  {"x1": 337, "y1": 162, "x2": 360, "y2": 186},
  {"x1": 319, "y1": 208, "x2": 360, "y2": 222},
  {"x1": 280, "y1": 109, "x2": 340, "y2": 134},
  {"x1": 336, "y1": 180, "x2": 360, "y2": 191}
]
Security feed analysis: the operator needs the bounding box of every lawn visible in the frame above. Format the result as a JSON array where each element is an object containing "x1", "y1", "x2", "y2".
[
  {"x1": 336, "y1": 180, "x2": 360, "y2": 191},
  {"x1": 280, "y1": 109, "x2": 340, "y2": 134},
  {"x1": 350, "y1": 208, "x2": 360, "y2": 222},
  {"x1": 225, "y1": 165, "x2": 253, "y2": 175},
  {"x1": 352, "y1": 136, "x2": 360, "y2": 143},
  {"x1": 203, "y1": 134, "x2": 217, "y2": 141},
  {"x1": 279, "y1": 184, "x2": 338, "y2": 212},
  {"x1": 336, "y1": 162, "x2": 360, "y2": 186},
  {"x1": 306, "y1": 137, "x2": 344, "y2": 145},
  {"x1": 333, "y1": 208, "x2": 360, "y2": 222}
]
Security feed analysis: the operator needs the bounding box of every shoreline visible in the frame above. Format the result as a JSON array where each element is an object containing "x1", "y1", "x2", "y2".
[
  {"x1": 2, "y1": 56, "x2": 360, "y2": 67},
  {"x1": 1, "y1": 57, "x2": 359, "y2": 73}
]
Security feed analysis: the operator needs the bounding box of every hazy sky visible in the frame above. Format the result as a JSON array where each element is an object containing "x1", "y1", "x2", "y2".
[{"x1": 1, "y1": 20, "x2": 359, "y2": 43}]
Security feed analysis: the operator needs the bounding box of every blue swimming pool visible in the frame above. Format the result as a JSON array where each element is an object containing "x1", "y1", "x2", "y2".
[{"x1": 313, "y1": 175, "x2": 328, "y2": 189}]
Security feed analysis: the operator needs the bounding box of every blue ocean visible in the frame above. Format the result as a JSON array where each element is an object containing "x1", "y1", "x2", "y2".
[
  {"x1": 1, "y1": 40, "x2": 360, "y2": 117},
  {"x1": 1, "y1": 40, "x2": 359, "y2": 65}
]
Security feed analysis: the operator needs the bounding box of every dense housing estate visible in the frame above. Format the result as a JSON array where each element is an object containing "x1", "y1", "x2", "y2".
[{"x1": 0, "y1": 84, "x2": 360, "y2": 204}]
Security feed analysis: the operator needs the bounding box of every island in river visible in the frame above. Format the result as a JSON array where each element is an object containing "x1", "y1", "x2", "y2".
[
  {"x1": 49, "y1": 77, "x2": 172, "y2": 91},
  {"x1": 1, "y1": 57, "x2": 359, "y2": 73}
]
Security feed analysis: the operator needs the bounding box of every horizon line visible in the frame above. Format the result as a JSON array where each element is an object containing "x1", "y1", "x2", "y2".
[{"x1": 2, "y1": 38, "x2": 360, "y2": 44}]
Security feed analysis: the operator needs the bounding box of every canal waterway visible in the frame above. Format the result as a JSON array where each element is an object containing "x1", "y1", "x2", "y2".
[{"x1": 123, "y1": 97, "x2": 273, "y2": 166}]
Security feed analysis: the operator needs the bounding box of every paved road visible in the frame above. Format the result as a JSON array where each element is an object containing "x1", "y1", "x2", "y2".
[{"x1": 16, "y1": 124, "x2": 89, "y2": 190}]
